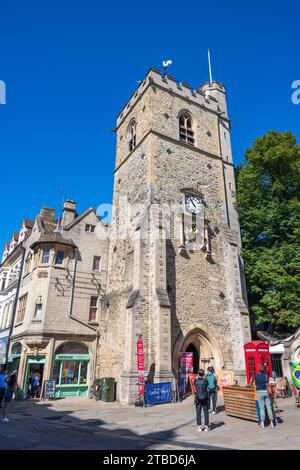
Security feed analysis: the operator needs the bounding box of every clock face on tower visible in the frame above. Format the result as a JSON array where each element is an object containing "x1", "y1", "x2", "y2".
[{"x1": 185, "y1": 195, "x2": 202, "y2": 214}]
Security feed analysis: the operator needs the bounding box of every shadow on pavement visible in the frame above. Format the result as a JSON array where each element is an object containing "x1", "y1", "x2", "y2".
[{"x1": 0, "y1": 399, "x2": 231, "y2": 451}]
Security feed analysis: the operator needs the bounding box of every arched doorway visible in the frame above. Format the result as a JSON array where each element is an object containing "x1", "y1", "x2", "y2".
[
  {"x1": 173, "y1": 324, "x2": 223, "y2": 378},
  {"x1": 185, "y1": 343, "x2": 199, "y2": 374}
]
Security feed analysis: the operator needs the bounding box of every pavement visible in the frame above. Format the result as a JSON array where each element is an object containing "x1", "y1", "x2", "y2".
[{"x1": 0, "y1": 395, "x2": 299, "y2": 450}]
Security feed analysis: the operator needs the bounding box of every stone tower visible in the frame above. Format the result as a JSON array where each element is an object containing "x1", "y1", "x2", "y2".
[{"x1": 97, "y1": 67, "x2": 251, "y2": 402}]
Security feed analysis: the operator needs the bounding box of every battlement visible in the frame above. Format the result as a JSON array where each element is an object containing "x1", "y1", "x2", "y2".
[{"x1": 116, "y1": 67, "x2": 228, "y2": 127}]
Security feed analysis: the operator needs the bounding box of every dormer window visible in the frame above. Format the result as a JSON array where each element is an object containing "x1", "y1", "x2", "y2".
[
  {"x1": 127, "y1": 120, "x2": 137, "y2": 152},
  {"x1": 179, "y1": 113, "x2": 195, "y2": 145}
]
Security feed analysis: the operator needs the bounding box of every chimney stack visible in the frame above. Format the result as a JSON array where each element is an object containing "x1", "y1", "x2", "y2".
[
  {"x1": 62, "y1": 199, "x2": 77, "y2": 227},
  {"x1": 40, "y1": 207, "x2": 55, "y2": 222}
]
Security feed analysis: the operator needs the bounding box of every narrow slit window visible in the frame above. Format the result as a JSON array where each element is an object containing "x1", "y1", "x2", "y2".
[
  {"x1": 127, "y1": 120, "x2": 137, "y2": 152},
  {"x1": 93, "y1": 256, "x2": 101, "y2": 271}
]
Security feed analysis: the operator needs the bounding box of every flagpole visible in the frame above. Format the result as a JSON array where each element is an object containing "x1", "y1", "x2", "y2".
[{"x1": 207, "y1": 49, "x2": 213, "y2": 85}]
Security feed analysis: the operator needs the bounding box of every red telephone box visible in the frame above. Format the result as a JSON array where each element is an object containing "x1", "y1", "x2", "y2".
[{"x1": 244, "y1": 341, "x2": 273, "y2": 384}]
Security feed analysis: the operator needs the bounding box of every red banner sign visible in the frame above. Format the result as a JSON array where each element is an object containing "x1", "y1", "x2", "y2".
[{"x1": 137, "y1": 336, "x2": 144, "y2": 395}]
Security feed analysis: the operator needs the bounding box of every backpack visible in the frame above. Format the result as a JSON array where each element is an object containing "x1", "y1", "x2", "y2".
[
  {"x1": 195, "y1": 378, "x2": 208, "y2": 401},
  {"x1": 206, "y1": 373, "x2": 217, "y2": 391},
  {"x1": 33, "y1": 376, "x2": 39, "y2": 387}
]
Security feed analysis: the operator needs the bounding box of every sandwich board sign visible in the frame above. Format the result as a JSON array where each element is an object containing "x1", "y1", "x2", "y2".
[{"x1": 43, "y1": 380, "x2": 56, "y2": 399}]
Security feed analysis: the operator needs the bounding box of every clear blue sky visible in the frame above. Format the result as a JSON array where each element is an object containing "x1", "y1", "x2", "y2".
[{"x1": 0, "y1": 0, "x2": 299, "y2": 250}]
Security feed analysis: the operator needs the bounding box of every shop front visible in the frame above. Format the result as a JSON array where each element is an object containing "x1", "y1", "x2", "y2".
[
  {"x1": 0, "y1": 330, "x2": 9, "y2": 368},
  {"x1": 8, "y1": 342, "x2": 22, "y2": 374},
  {"x1": 52, "y1": 353, "x2": 90, "y2": 397},
  {"x1": 23, "y1": 355, "x2": 45, "y2": 399}
]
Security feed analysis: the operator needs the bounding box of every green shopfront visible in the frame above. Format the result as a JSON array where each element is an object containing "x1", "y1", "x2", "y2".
[{"x1": 52, "y1": 343, "x2": 90, "y2": 397}]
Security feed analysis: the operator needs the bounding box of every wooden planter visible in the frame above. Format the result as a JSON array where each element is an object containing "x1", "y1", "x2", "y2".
[{"x1": 223, "y1": 385, "x2": 258, "y2": 421}]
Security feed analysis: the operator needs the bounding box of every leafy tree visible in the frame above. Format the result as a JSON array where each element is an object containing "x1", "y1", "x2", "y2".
[{"x1": 236, "y1": 131, "x2": 300, "y2": 332}]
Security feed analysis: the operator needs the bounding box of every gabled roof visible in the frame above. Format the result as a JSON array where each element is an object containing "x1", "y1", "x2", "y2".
[
  {"x1": 63, "y1": 207, "x2": 99, "y2": 230},
  {"x1": 23, "y1": 219, "x2": 34, "y2": 229}
]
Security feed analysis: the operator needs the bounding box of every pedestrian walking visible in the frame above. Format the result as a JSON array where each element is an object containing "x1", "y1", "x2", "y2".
[
  {"x1": 252, "y1": 364, "x2": 274, "y2": 428},
  {"x1": 2, "y1": 370, "x2": 18, "y2": 423},
  {"x1": 206, "y1": 366, "x2": 218, "y2": 415},
  {"x1": 194, "y1": 369, "x2": 210, "y2": 432},
  {"x1": 0, "y1": 368, "x2": 8, "y2": 408},
  {"x1": 31, "y1": 369, "x2": 41, "y2": 398}
]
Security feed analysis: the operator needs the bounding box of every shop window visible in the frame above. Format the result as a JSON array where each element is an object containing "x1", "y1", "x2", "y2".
[
  {"x1": 42, "y1": 249, "x2": 50, "y2": 264},
  {"x1": 89, "y1": 296, "x2": 98, "y2": 321},
  {"x1": 60, "y1": 361, "x2": 80, "y2": 385},
  {"x1": 55, "y1": 250, "x2": 64, "y2": 265},
  {"x1": 52, "y1": 361, "x2": 61, "y2": 385},
  {"x1": 93, "y1": 256, "x2": 101, "y2": 271},
  {"x1": 80, "y1": 361, "x2": 88, "y2": 384}
]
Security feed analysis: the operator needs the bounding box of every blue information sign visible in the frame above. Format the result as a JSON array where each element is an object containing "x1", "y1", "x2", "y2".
[{"x1": 145, "y1": 382, "x2": 172, "y2": 405}]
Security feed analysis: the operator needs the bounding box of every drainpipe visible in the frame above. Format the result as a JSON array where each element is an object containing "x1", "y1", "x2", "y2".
[
  {"x1": 4, "y1": 245, "x2": 26, "y2": 369},
  {"x1": 68, "y1": 247, "x2": 99, "y2": 383}
]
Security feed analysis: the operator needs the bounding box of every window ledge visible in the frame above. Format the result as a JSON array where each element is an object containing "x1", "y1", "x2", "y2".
[
  {"x1": 32, "y1": 319, "x2": 42, "y2": 323},
  {"x1": 14, "y1": 322, "x2": 23, "y2": 327},
  {"x1": 88, "y1": 321, "x2": 99, "y2": 326}
]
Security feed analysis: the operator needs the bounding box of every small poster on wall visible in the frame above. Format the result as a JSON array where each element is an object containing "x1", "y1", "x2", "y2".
[
  {"x1": 188, "y1": 374, "x2": 198, "y2": 395},
  {"x1": 178, "y1": 352, "x2": 194, "y2": 400},
  {"x1": 217, "y1": 370, "x2": 234, "y2": 395}
]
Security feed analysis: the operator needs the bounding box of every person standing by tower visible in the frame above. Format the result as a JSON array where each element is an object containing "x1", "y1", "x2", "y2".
[
  {"x1": 252, "y1": 364, "x2": 274, "y2": 428},
  {"x1": 206, "y1": 366, "x2": 218, "y2": 414},
  {"x1": 194, "y1": 369, "x2": 210, "y2": 432}
]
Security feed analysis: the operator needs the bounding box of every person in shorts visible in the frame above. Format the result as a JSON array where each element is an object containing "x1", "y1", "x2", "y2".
[
  {"x1": 2, "y1": 370, "x2": 18, "y2": 423},
  {"x1": 0, "y1": 368, "x2": 8, "y2": 408}
]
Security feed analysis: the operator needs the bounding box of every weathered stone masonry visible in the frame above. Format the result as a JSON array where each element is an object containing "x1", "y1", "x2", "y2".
[{"x1": 97, "y1": 67, "x2": 251, "y2": 402}]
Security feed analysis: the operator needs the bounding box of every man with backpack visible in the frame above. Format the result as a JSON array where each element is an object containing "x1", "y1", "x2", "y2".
[
  {"x1": 206, "y1": 366, "x2": 218, "y2": 415},
  {"x1": 194, "y1": 369, "x2": 209, "y2": 432}
]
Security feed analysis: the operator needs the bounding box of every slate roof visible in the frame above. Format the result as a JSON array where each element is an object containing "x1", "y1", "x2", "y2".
[{"x1": 30, "y1": 232, "x2": 77, "y2": 249}]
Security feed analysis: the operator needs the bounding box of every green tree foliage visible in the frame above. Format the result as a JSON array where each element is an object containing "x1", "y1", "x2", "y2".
[{"x1": 236, "y1": 131, "x2": 300, "y2": 330}]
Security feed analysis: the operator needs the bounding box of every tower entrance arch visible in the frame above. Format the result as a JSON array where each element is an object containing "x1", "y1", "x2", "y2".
[{"x1": 173, "y1": 325, "x2": 223, "y2": 377}]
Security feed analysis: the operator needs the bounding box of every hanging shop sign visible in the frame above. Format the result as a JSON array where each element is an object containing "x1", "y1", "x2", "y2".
[
  {"x1": 145, "y1": 382, "x2": 172, "y2": 405},
  {"x1": 55, "y1": 354, "x2": 90, "y2": 361},
  {"x1": 137, "y1": 336, "x2": 144, "y2": 396}
]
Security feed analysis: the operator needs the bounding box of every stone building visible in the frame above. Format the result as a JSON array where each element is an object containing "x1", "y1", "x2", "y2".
[
  {"x1": 0, "y1": 220, "x2": 34, "y2": 366},
  {"x1": 97, "y1": 67, "x2": 251, "y2": 402},
  {"x1": 7, "y1": 200, "x2": 109, "y2": 398}
]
